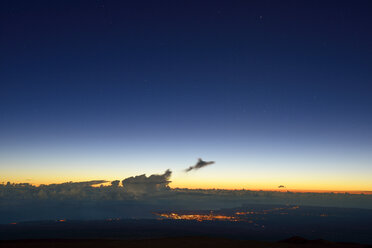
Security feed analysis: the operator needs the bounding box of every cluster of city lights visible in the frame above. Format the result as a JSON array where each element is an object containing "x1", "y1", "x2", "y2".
[{"x1": 155, "y1": 205, "x2": 302, "y2": 222}]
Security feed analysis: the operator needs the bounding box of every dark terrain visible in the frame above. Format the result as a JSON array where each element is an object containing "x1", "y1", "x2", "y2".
[
  {"x1": 1, "y1": 204, "x2": 371, "y2": 247},
  {"x1": 1, "y1": 237, "x2": 370, "y2": 248},
  {"x1": 2, "y1": 204, "x2": 372, "y2": 244}
]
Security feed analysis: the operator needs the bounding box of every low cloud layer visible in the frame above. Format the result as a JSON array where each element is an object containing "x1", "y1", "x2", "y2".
[
  {"x1": 122, "y1": 169, "x2": 172, "y2": 195},
  {"x1": 1, "y1": 171, "x2": 372, "y2": 224},
  {"x1": 185, "y1": 158, "x2": 215, "y2": 172}
]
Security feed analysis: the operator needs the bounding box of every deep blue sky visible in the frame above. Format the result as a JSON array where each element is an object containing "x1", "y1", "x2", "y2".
[{"x1": 1, "y1": 0, "x2": 372, "y2": 190}]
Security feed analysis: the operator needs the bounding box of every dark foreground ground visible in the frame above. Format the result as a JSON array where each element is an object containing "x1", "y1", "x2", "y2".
[
  {"x1": 1, "y1": 204, "x2": 371, "y2": 246},
  {"x1": 1, "y1": 237, "x2": 371, "y2": 248}
]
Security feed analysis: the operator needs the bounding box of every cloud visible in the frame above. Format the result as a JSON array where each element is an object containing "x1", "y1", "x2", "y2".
[
  {"x1": 185, "y1": 158, "x2": 215, "y2": 172},
  {"x1": 57, "y1": 180, "x2": 108, "y2": 187},
  {"x1": 122, "y1": 169, "x2": 172, "y2": 195},
  {"x1": 111, "y1": 180, "x2": 120, "y2": 187},
  {"x1": 1, "y1": 172, "x2": 372, "y2": 224}
]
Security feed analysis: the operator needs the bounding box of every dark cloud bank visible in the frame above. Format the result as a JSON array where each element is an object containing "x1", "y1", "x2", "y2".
[{"x1": 1, "y1": 170, "x2": 372, "y2": 224}]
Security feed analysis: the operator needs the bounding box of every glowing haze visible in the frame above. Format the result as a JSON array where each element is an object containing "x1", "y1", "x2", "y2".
[{"x1": 1, "y1": 1, "x2": 372, "y2": 192}]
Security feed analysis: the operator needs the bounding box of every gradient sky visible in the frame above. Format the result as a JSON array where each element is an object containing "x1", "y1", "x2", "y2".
[{"x1": 1, "y1": 0, "x2": 372, "y2": 191}]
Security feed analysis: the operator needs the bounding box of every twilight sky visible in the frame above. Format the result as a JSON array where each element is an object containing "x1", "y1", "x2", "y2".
[{"x1": 1, "y1": 0, "x2": 372, "y2": 191}]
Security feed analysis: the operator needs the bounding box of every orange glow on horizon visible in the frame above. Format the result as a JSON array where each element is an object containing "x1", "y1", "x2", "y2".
[
  {"x1": 3, "y1": 173, "x2": 372, "y2": 194},
  {"x1": 3, "y1": 180, "x2": 372, "y2": 195},
  {"x1": 171, "y1": 186, "x2": 372, "y2": 195},
  {"x1": 169, "y1": 183, "x2": 372, "y2": 195}
]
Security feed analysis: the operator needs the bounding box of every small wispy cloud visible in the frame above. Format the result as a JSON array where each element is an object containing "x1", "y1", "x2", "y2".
[{"x1": 185, "y1": 158, "x2": 215, "y2": 172}]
